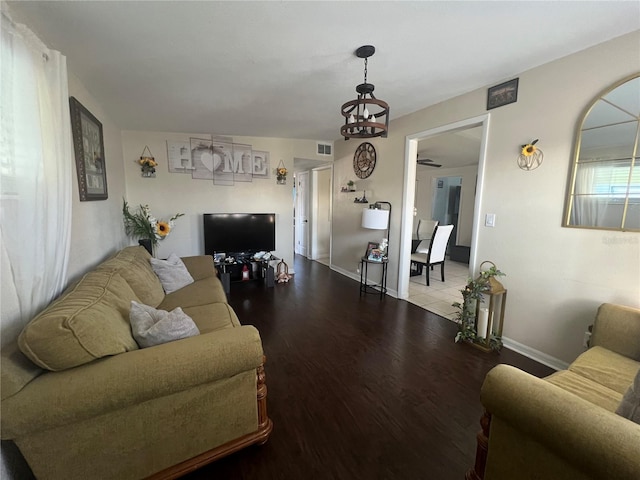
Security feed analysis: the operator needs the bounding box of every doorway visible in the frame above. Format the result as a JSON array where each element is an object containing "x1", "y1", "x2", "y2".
[
  {"x1": 431, "y1": 175, "x2": 463, "y2": 250},
  {"x1": 295, "y1": 171, "x2": 309, "y2": 257},
  {"x1": 398, "y1": 114, "x2": 490, "y2": 301},
  {"x1": 293, "y1": 159, "x2": 333, "y2": 263}
]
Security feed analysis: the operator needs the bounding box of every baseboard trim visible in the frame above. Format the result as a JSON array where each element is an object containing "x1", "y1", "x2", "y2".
[
  {"x1": 502, "y1": 337, "x2": 570, "y2": 371},
  {"x1": 331, "y1": 265, "x2": 398, "y2": 298}
]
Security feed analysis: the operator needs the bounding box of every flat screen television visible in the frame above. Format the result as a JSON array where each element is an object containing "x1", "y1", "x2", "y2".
[{"x1": 203, "y1": 213, "x2": 276, "y2": 255}]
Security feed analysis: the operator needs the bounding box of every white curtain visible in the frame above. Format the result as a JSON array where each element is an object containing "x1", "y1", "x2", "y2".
[
  {"x1": 0, "y1": 9, "x2": 72, "y2": 346},
  {"x1": 571, "y1": 164, "x2": 610, "y2": 227}
]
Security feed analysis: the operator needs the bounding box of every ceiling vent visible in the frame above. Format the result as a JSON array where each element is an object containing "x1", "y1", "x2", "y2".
[{"x1": 317, "y1": 142, "x2": 333, "y2": 156}]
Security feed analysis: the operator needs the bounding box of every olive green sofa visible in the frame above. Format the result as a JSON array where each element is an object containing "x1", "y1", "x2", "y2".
[
  {"x1": 1, "y1": 246, "x2": 272, "y2": 480},
  {"x1": 467, "y1": 303, "x2": 640, "y2": 480}
]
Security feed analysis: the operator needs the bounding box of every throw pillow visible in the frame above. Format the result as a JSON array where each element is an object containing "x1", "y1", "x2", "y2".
[
  {"x1": 616, "y1": 368, "x2": 640, "y2": 424},
  {"x1": 150, "y1": 253, "x2": 194, "y2": 294},
  {"x1": 129, "y1": 301, "x2": 200, "y2": 348}
]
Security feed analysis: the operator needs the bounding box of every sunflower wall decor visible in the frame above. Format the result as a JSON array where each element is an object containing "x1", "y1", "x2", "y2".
[
  {"x1": 517, "y1": 139, "x2": 543, "y2": 171},
  {"x1": 138, "y1": 145, "x2": 157, "y2": 177},
  {"x1": 276, "y1": 160, "x2": 288, "y2": 185}
]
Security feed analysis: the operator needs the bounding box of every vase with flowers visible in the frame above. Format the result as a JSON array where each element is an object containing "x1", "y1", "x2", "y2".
[
  {"x1": 138, "y1": 157, "x2": 157, "y2": 177},
  {"x1": 276, "y1": 160, "x2": 287, "y2": 185},
  {"x1": 122, "y1": 199, "x2": 184, "y2": 255}
]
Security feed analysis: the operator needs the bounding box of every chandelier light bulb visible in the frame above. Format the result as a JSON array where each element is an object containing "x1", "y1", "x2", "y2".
[
  {"x1": 370, "y1": 114, "x2": 376, "y2": 122},
  {"x1": 363, "y1": 107, "x2": 370, "y2": 119},
  {"x1": 348, "y1": 114, "x2": 356, "y2": 124}
]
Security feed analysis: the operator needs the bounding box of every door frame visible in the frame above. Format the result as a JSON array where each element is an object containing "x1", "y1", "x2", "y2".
[
  {"x1": 397, "y1": 114, "x2": 490, "y2": 299},
  {"x1": 309, "y1": 165, "x2": 333, "y2": 261},
  {"x1": 295, "y1": 170, "x2": 310, "y2": 256}
]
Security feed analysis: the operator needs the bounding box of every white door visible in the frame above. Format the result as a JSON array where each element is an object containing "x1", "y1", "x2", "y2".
[{"x1": 295, "y1": 171, "x2": 309, "y2": 256}]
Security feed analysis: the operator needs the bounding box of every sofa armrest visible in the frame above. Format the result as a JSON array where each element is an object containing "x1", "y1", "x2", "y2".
[
  {"x1": 181, "y1": 255, "x2": 216, "y2": 281},
  {"x1": 1, "y1": 325, "x2": 263, "y2": 439},
  {"x1": 590, "y1": 303, "x2": 640, "y2": 361},
  {"x1": 481, "y1": 365, "x2": 640, "y2": 480}
]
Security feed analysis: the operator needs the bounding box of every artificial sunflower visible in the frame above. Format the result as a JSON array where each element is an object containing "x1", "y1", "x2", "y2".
[
  {"x1": 122, "y1": 199, "x2": 183, "y2": 247},
  {"x1": 139, "y1": 157, "x2": 157, "y2": 167},
  {"x1": 156, "y1": 221, "x2": 171, "y2": 237},
  {"x1": 520, "y1": 139, "x2": 539, "y2": 157}
]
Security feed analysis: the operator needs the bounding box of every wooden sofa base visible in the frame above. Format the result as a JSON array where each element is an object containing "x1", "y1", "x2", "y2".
[
  {"x1": 147, "y1": 362, "x2": 273, "y2": 480},
  {"x1": 465, "y1": 410, "x2": 491, "y2": 480}
]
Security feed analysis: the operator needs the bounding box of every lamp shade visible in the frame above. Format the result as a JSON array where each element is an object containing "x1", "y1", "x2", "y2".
[{"x1": 362, "y1": 208, "x2": 389, "y2": 229}]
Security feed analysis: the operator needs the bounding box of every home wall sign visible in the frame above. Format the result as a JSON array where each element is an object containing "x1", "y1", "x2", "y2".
[{"x1": 166, "y1": 135, "x2": 271, "y2": 186}]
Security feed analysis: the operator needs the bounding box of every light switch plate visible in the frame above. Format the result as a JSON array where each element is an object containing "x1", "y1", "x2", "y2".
[{"x1": 485, "y1": 213, "x2": 496, "y2": 227}]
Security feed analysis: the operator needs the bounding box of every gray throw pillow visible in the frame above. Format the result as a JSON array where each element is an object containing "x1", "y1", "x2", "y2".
[
  {"x1": 129, "y1": 301, "x2": 200, "y2": 348},
  {"x1": 616, "y1": 368, "x2": 640, "y2": 424},
  {"x1": 150, "y1": 253, "x2": 194, "y2": 294}
]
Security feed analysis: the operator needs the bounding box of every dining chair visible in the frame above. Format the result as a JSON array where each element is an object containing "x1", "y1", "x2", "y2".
[
  {"x1": 409, "y1": 224, "x2": 454, "y2": 286},
  {"x1": 414, "y1": 219, "x2": 438, "y2": 253}
]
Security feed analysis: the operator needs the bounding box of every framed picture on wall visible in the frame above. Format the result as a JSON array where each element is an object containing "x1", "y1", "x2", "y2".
[
  {"x1": 69, "y1": 97, "x2": 108, "y2": 201},
  {"x1": 486, "y1": 78, "x2": 519, "y2": 110}
]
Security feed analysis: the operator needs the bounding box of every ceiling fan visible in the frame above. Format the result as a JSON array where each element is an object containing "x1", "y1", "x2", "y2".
[{"x1": 416, "y1": 157, "x2": 442, "y2": 168}]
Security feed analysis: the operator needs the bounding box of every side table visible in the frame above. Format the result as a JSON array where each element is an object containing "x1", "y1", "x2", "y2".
[{"x1": 359, "y1": 257, "x2": 388, "y2": 299}]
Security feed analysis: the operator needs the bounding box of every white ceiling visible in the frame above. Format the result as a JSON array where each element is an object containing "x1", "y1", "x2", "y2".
[
  {"x1": 6, "y1": 1, "x2": 639, "y2": 142},
  {"x1": 417, "y1": 126, "x2": 483, "y2": 168}
]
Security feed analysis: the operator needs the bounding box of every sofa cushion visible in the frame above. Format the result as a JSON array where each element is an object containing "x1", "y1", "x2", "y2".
[
  {"x1": 157, "y1": 276, "x2": 227, "y2": 311},
  {"x1": 18, "y1": 270, "x2": 140, "y2": 371},
  {"x1": 97, "y1": 246, "x2": 165, "y2": 307},
  {"x1": 181, "y1": 303, "x2": 240, "y2": 333},
  {"x1": 545, "y1": 370, "x2": 622, "y2": 412},
  {"x1": 150, "y1": 253, "x2": 194, "y2": 294},
  {"x1": 1, "y1": 343, "x2": 43, "y2": 401},
  {"x1": 129, "y1": 301, "x2": 200, "y2": 348},
  {"x1": 616, "y1": 369, "x2": 640, "y2": 424},
  {"x1": 591, "y1": 303, "x2": 640, "y2": 362},
  {"x1": 569, "y1": 346, "x2": 640, "y2": 395}
]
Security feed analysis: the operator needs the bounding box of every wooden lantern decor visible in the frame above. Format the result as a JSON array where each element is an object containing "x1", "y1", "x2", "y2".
[{"x1": 472, "y1": 262, "x2": 507, "y2": 352}]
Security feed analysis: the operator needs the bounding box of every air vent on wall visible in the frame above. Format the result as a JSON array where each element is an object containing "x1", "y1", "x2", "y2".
[{"x1": 317, "y1": 142, "x2": 333, "y2": 156}]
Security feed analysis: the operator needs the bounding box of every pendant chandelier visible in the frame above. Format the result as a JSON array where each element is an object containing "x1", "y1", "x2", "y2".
[{"x1": 340, "y1": 45, "x2": 390, "y2": 140}]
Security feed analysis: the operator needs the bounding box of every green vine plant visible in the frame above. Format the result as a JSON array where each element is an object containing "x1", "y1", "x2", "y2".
[{"x1": 453, "y1": 265, "x2": 505, "y2": 351}]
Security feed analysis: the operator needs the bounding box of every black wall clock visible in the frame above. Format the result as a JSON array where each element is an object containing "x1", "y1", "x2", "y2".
[{"x1": 353, "y1": 142, "x2": 377, "y2": 179}]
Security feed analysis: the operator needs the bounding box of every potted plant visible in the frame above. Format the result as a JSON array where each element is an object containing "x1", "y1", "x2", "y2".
[
  {"x1": 453, "y1": 263, "x2": 505, "y2": 350},
  {"x1": 122, "y1": 199, "x2": 184, "y2": 255},
  {"x1": 347, "y1": 180, "x2": 355, "y2": 191}
]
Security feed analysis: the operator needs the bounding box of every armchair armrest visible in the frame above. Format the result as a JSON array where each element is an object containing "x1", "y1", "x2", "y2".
[
  {"x1": 1, "y1": 325, "x2": 263, "y2": 439},
  {"x1": 181, "y1": 255, "x2": 216, "y2": 281},
  {"x1": 591, "y1": 303, "x2": 640, "y2": 361},
  {"x1": 481, "y1": 365, "x2": 640, "y2": 480}
]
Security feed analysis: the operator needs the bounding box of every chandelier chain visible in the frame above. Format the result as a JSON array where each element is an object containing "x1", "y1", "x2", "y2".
[{"x1": 363, "y1": 57, "x2": 368, "y2": 85}]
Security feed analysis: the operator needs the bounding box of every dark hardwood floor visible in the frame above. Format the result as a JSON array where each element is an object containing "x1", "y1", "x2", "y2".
[{"x1": 185, "y1": 256, "x2": 554, "y2": 480}]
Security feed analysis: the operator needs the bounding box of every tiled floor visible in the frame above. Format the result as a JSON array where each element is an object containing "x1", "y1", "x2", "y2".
[
  {"x1": 407, "y1": 259, "x2": 470, "y2": 321},
  {"x1": 314, "y1": 255, "x2": 469, "y2": 321}
]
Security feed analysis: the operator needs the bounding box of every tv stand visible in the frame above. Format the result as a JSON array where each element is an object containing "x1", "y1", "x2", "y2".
[{"x1": 215, "y1": 254, "x2": 277, "y2": 295}]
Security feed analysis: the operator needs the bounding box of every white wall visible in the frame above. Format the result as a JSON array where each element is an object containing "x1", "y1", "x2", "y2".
[
  {"x1": 120, "y1": 131, "x2": 329, "y2": 268},
  {"x1": 67, "y1": 73, "x2": 129, "y2": 280},
  {"x1": 332, "y1": 31, "x2": 640, "y2": 365}
]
